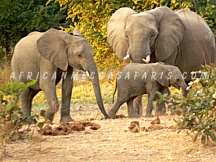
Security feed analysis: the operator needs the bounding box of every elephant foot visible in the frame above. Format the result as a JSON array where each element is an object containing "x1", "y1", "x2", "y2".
[
  {"x1": 128, "y1": 113, "x2": 139, "y2": 118},
  {"x1": 60, "y1": 116, "x2": 74, "y2": 123},
  {"x1": 108, "y1": 110, "x2": 116, "y2": 119},
  {"x1": 145, "y1": 113, "x2": 154, "y2": 117},
  {"x1": 45, "y1": 111, "x2": 55, "y2": 122},
  {"x1": 45, "y1": 106, "x2": 59, "y2": 122}
]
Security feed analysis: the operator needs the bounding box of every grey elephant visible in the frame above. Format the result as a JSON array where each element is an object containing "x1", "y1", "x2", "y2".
[
  {"x1": 107, "y1": 6, "x2": 216, "y2": 115},
  {"x1": 11, "y1": 28, "x2": 110, "y2": 123},
  {"x1": 108, "y1": 63, "x2": 188, "y2": 118}
]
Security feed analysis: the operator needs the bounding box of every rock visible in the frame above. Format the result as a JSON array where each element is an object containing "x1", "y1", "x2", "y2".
[
  {"x1": 90, "y1": 123, "x2": 101, "y2": 130},
  {"x1": 150, "y1": 116, "x2": 160, "y2": 125},
  {"x1": 71, "y1": 123, "x2": 85, "y2": 131},
  {"x1": 128, "y1": 121, "x2": 140, "y2": 133},
  {"x1": 41, "y1": 125, "x2": 52, "y2": 135}
]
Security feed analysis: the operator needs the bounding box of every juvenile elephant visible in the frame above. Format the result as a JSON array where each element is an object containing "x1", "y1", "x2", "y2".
[
  {"x1": 108, "y1": 63, "x2": 187, "y2": 118},
  {"x1": 11, "y1": 28, "x2": 110, "y2": 122},
  {"x1": 107, "y1": 6, "x2": 216, "y2": 115}
]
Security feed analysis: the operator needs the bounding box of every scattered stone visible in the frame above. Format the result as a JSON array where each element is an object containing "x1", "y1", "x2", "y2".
[
  {"x1": 90, "y1": 123, "x2": 101, "y2": 130},
  {"x1": 56, "y1": 123, "x2": 68, "y2": 132},
  {"x1": 71, "y1": 123, "x2": 85, "y2": 131},
  {"x1": 41, "y1": 121, "x2": 100, "y2": 136},
  {"x1": 128, "y1": 121, "x2": 140, "y2": 133},
  {"x1": 81, "y1": 121, "x2": 94, "y2": 127},
  {"x1": 150, "y1": 116, "x2": 160, "y2": 125},
  {"x1": 41, "y1": 125, "x2": 52, "y2": 135}
]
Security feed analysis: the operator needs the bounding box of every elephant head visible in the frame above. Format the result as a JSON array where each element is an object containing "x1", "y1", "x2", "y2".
[
  {"x1": 168, "y1": 66, "x2": 188, "y2": 90},
  {"x1": 107, "y1": 7, "x2": 185, "y2": 63},
  {"x1": 154, "y1": 64, "x2": 187, "y2": 90},
  {"x1": 37, "y1": 28, "x2": 110, "y2": 118}
]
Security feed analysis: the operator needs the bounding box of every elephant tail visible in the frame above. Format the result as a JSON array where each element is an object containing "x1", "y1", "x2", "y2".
[{"x1": 112, "y1": 79, "x2": 117, "y2": 104}]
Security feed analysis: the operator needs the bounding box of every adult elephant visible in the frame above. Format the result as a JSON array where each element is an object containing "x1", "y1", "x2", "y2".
[
  {"x1": 107, "y1": 6, "x2": 216, "y2": 116},
  {"x1": 11, "y1": 28, "x2": 110, "y2": 122}
]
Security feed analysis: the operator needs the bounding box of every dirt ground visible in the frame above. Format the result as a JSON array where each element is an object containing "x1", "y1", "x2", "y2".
[{"x1": 1, "y1": 104, "x2": 216, "y2": 162}]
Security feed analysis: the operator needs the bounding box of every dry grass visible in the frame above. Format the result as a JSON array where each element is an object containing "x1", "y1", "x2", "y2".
[
  {"x1": 0, "y1": 62, "x2": 13, "y2": 160},
  {"x1": 1, "y1": 106, "x2": 216, "y2": 161},
  {"x1": 0, "y1": 60, "x2": 11, "y2": 86}
]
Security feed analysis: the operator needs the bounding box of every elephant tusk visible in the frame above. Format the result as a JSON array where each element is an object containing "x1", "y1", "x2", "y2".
[
  {"x1": 123, "y1": 53, "x2": 130, "y2": 61},
  {"x1": 142, "y1": 55, "x2": 150, "y2": 63},
  {"x1": 186, "y1": 86, "x2": 191, "y2": 91},
  {"x1": 86, "y1": 71, "x2": 90, "y2": 77}
]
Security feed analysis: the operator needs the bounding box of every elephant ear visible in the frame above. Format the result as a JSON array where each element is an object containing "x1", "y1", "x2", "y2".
[
  {"x1": 148, "y1": 7, "x2": 185, "y2": 61},
  {"x1": 155, "y1": 63, "x2": 171, "y2": 87},
  {"x1": 37, "y1": 28, "x2": 69, "y2": 71},
  {"x1": 107, "y1": 7, "x2": 137, "y2": 59}
]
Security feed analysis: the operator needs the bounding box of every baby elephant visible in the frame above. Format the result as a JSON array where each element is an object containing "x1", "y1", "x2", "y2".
[{"x1": 109, "y1": 63, "x2": 187, "y2": 118}]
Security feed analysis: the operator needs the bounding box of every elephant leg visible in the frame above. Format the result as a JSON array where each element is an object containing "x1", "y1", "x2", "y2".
[
  {"x1": 40, "y1": 62, "x2": 60, "y2": 122},
  {"x1": 145, "y1": 92, "x2": 156, "y2": 117},
  {"x1": 20, "y1": 88, "x2": 39, "y2": 118},
  {"x1": 127, "y1": 97, "x2": 139, "y2": 118},
  {"x1": 40, "y1": 81, "x2": 59, "y2": 122},
  {"x1": 43, "y1": 94, "x2": 59, "y2": 122},
  {"x1": 60, "y1": 67, "x2": 73, "y2": 123},
  {"x1": 155, "y1": 88, "x2": 170, "y2": 116},
  {"x1": 133, "y1": 95, "x2": 143, "y2": 116}
]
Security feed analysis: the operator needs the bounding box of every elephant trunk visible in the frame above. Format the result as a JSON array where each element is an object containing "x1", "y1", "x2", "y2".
[{"x1": 88, "y1": 63, "x2": 110, "y2": 118}]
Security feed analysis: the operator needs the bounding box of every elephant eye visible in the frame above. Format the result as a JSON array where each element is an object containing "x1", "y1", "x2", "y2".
[{"x1": 176, "y1": 78, "x2": 180, "y2": 82}]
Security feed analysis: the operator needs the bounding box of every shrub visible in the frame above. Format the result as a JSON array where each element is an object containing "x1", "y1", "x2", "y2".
[
  {"x1": 157, "y1": 64, "x2": 216, "y2": 144},
  {"x1": 0, "y1": 80, "x2": 44, "y2": 142}
]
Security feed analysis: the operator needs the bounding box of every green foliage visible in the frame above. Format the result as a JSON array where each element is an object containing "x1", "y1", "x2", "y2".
[
  {"x1": 191, "y1": 0, "x2": 216, "y2": 37},
  {"x1": 55, "y1": 0, "x2": 216, "y2": 71},
  {"x1": 0, "y1": 80, "x2": 44, "y2": 142},
  {"x1": 0, "y1": 0, "x2": 70, "y2": 57},
  {"x1": 157, "y1": 65, "x2": 216, "y2": 144}
]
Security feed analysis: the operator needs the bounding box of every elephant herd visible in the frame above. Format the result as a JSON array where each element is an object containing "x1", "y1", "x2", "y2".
[{"x1": 11, "y1": 7, "x2": 216, "y2": 122}]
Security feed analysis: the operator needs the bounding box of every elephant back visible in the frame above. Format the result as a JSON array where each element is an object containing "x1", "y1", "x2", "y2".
[
  {"x1": 176, "y1": 9, "x2": 215, "y2": 65},
  {"x1": 13, "y1": 32, "x2": 43, "y2": 59}
]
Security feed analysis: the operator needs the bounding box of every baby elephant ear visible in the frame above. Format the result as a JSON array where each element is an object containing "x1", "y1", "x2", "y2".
[
  {"x1": 155, "y1": 64, "x2": 170, "y2": 87},
  {"x1": 156, "y1": 75, "x2": 170, "y2": 87},
  {"x1": 37, "y1": 28, "x2": 69, "y2": 71}
]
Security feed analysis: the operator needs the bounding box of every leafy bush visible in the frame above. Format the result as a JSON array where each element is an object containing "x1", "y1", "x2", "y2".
[
  {"x1": 0, "y1": 0, "x2": 71, "y2": 56},
  {"x1": 157, "y1": 64, "x2": 216, "y2": 144},
  {"x1": 0, "y1": 80, "x2": 44, "y2": 142}
]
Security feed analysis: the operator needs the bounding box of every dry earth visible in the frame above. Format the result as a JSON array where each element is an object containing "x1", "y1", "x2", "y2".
[{"x1": 1, "y1": 104, "x2": 216, "y2": 162}]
